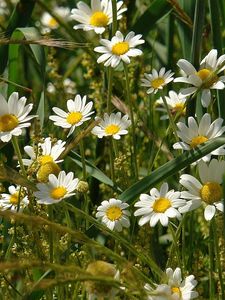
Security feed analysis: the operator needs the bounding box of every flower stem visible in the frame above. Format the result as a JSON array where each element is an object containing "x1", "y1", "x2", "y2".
[
  {"x1": 12, "y1": 136, "x2": 26, "y2": 177},
  {"x1": 107, "y1": 67, "x2": 113, "y2": 113},
  {"x1": 111, "y1": 0, "x2": 117, "y2": 35},
  {"x1": 168, "y1": 223, "x2": 182, "y2": 270},
  {"x1": 48, "y1": 206, "x2": 54, "y2": 263},
  {"x1": 123, "y1": 63, "x2": 138, "y2": 180},
  {"x1": 209, "y1": 221, "x2": 215, "y2": 299}
]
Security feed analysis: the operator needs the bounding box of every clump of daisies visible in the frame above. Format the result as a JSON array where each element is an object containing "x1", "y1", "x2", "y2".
[{"x1": 0, "y1": 185, "x2": 29, "y2": 212}]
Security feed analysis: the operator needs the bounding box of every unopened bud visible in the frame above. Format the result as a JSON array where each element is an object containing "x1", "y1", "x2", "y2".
[
  {"x1": 37, "y1": 162, "x2": 60, "y2": 182},
  {"x1": 76, "y1": 181, "x2": 89, "y2": 193}
]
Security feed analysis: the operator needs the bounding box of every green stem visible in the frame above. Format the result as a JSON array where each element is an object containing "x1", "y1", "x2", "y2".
[
  {"x1": 160, "y1": 92, "x2": 178, "y2": 140},
  {"x1": 111, "y1": 0, "x2": 118, "y2": 35},
  {"x1": 12, "y1": 136, "x2": 26, "y2": 177},
  {"x1": 209, "y1": 221, "x2": 215, "y2": 300},
  {"x1": 168, "y1": 223, "x2": 182, "y2": 270},
  {"x1": 79, "y1": 138, "x2": 87, "y2": 180},
  {"x1": 212, "y1": 218, "x2": 225, "y2": 299},
  {"x1": 109, "y1": 138, "x2": 116, "y2": 184},
  {"x1": 123, "y1": 63, "x2": 138, "y2": 180},
  {"x1": 107, "y1": 67, "x2": 113, "y2": 113},
  {"x1": 48, "y1": 206, "x2": 54, "y2": 263}
]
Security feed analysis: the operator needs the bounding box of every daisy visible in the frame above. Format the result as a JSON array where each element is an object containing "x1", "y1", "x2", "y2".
[
  {"x1": 134, "y1": 183, "x2": 186, "y2": 227},
  {"x1": 94, "y1": 31, "x2": 144, "y2": 68},
  {"x1": 41, "y1": 6, "x2": 70, "y2": 33},
  {"x1": 96, "y1": 198, "x2": 130, "y2": 231},
  {"x1": 179, "y1": 159, "x2": 225, "y2": 220},
  {"x1": 49, "y1": 94, "x2": 94, "y2": 137},
  {"x1": 91, "y1": 112, "x2": 131, "y2": 139},
  {"x1": 71, "y1": 0, "x2": 127, "y2": 34},
  {"x1": 0, "y1": 185, "x2": 29, "y2": 212},
  {"x1": 141, "y1": 68, "x2": 174, "y2": 94},
  {"x1": 22, "y1": 137, "x2": 66, "y2": 167},
  {"x1": 175, "y1": 49, "x2": 225, "y2": 107},
  {"x1": 34, "y1": 171, "x2": 79, "y2": 205},
  {"x1": 156, "y1": 91, "x2": 186, "y2": 120},
  {"x1": 173, "y1": 113, "x2": 225, "y2": 161},
  {"x1": 145, "y1": 267, "x2": 198, "y2": 300},
  {"x1": 0, "y1": 92, "x2": 36, "y2": 143}
]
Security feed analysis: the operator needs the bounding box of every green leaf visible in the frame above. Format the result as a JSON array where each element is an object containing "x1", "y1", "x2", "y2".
[
  {"x1": 69, "y1": 151, "x2": 122, "y2": 192},
  {"x1": 119, "y1": 137, "x2": 225, "y2": 203},
  {"x1": 132, "y1": 0, "x2": 172, "y2": 35}
]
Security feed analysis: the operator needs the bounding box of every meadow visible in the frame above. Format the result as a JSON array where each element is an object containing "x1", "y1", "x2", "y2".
[{"x1": 0, "y1": 0, "x2": 225, "y2": 299}]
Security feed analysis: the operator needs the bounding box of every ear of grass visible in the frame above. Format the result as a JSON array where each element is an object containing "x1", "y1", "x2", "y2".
[
  {"x1": 208, "y1": 0, "x2": 225, "y2": 119},
  {"x1": 131, "y1": 0, "x2": 172, "y2": 35},
  {"x1": 68, "y1": 151, "x2": 123, "y2": 192},
  {"x1": 119, "y1": 137, "x2": 225, "y2": 203},
  {"x1": 0, "y1": 0, "x2": 36, "y2": 74}
]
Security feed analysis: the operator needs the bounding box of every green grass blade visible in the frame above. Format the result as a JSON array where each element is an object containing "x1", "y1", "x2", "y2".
[
  {"x1": 119, "y1": 137, "x2": 225, "y2": 203},
  {"x1": 131, "y1": 0, "x2": 172, "y2": 35},
  {"x1": 0, "y1": 0, "x2": 36, "y2": 74},
  {"x1": 69, "y1": 151, "x2": 123, "y2": 192}
]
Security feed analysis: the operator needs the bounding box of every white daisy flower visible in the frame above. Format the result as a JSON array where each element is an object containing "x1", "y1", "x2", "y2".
[
  {"x1": 145, "y1": 267, "x2": 198, "y2": 300},
  {"x1": 0, "y1": 185, "x2": 29, "y2": 212},
  {"x1": 91, "y1": 112, "x2": 131, "y2": 140},
  {"x1": 141, "y1": 68, "x2": 174, "y2": 94},
  {"x1": 156, "y1": 91, "x2": 186, "y2": 120},
  {"x1": 22, "y1": 137, "x2": 66, "y2": 167},
  {"x1": 174, "y1": 49, "x2": 225, "y2": 107},
  {"x1": 173, "y1": 113, "x2": 225, "y2": 161},
  {"x1": 96, "y1": 198, "x2": 130, "y2": 232},
  {"x1": 0, "y1": 92, "x2": 36, "y2": 143},
  {"x1": 94, "y1": 31, "x2": 144, "y2": 68},
  {"x1": 34, "y1": 171, "x2": 79, "y2": 205},
  {"x1": 71, "y1": 0, "x2": 127, "y2": 34},
  {"x1": 134, "y1": 183, "x2": 186, "y2": 227},
  {"x1": 41, "y1": 6, "x2": 70, "y2": 33},
  {"x1": 179, "y1": 159, "x2": 225, "y2": 220},
  {"x1": 49, "y1": 94, "x2": 94, "y2": 137}
]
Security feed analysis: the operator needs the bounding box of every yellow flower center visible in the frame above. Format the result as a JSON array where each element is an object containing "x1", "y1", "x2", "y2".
[
  {"x1": 48, "y1": 17, "x2": 58, "y2": 28},
  {"x1": 171, "y1": 286, "x2": 181, "y2": 296},
  {"x1": 200, "y1": 182, "x2": 222, "y2": 204},
  {"x1": 111, "y1": 42, "x2": 129, "y2": 56},
  {"x1": 9, "y1": 192, "x2": 19, "y2": 205},
  {"x1": 196, "y1": 68, "x2": 218, "y2": 88},
  {"x1": 89, "y1": 11, "x2": 109, "y2": 27},
  {"x1": 153, "y1": 197, "x2": 171, "y2": 213},
  {"x1": 106, "y1": 206, "x2": 122, "y2": 221},
  {"x1": 50, "y1": 186, "x2": 67, "y2": 200},
  {"x1": 190, "y1": 135, "x2": 208, "y2": 148},
  {"x1": 0, "y1": 114, "x2": 19, "y2": 132},
  {"x1": 37, "y1": 162, "x2": 61, "y2": 183},
  {"x1": 105, "y1": 124, "x2": 120, "y2": 135},
  {"x1": 151, "y1": 78, "x2": 165, "y2": 89},
  {"x1": 171, "y1": 103, "x2": 186, "y2": 116},
  {"x1": 66, "y1": 112, "x2": 83, "y2": 125},
  {"x1": 38, "y1": 155, "x2": 53, "y2": 165}
]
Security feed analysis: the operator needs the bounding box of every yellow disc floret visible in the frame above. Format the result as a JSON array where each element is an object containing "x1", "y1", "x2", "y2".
[
  {"x1": 153, "y1": 197, "x2": 171, "y2": 213},
  {"x1": 105, "y1": 124, "x2": 120, "y2": 135},
  {"x1": 106, "y1": 206, "x2": 122, "y2": 221},
  {"x1": 171, "y1": 286, "x2": 181, "y2": 296},
  {"x1": 190, "y1": 136, "x2": 208, "y2": 148},
  {"x1": 0, "y1": 114, "x2": 19, "y2": 132},
  {"x1": 89, "y1": 11, "x2": 109, "y2": 27},
  {"x1": 151, "y1": 78, "x2": 165, "y2": 89},
  {"x1": 37, "y1": 162, "x2": 60, "y2": 183},
  {"x1": 200, "y1": 182, "x2": 222, "y2": 204},
  {"x1": 50, "y1": 186, "x2": 67, "y2": 200},
  {"x1": 48, "y1": 17, "x2": 58, "y2": 28},
  {"x1": 112, "y1": 42, "x2": 129, "y2": 55},
  {"x1": 196, "y1": 68, "x2": 218, "y2": 88},
  {"x1": 38, "y1": 155, "x2": 53, "y2": 165},
  {"x1": 9, "y1": 192, "x2": 19, "y2": 205},
  {"x1": 66, "y1": 112, "x2": 83, "y2": 125}
]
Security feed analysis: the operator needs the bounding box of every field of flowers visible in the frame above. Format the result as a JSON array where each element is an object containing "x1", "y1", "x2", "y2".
[{"x1": 0, "y1": 0, "x2": 225, "y2": 299}]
